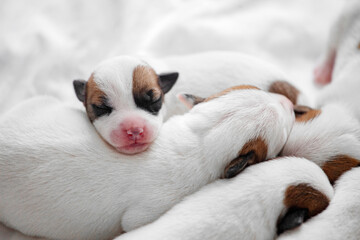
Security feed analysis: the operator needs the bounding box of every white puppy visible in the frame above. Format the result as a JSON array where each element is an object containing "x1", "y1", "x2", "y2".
[
  {"x1": 315, "y1": 2, "x2": 360, "y2": 120},
  {"x1": 278, "y1": 166, "x2": 360, "y2": 240},
  {"x1": 0, "y1": 86, "x2": 294, "y2": 240},
  {"x1": 73, "y1": 51, "x2": 304, "y2": 154},
  {"x1": 281, "y1": 103, "x2": 360, "y2": 184},
  {"x1": 115, "y1": 157, "x2": 333, "y2": 240}
]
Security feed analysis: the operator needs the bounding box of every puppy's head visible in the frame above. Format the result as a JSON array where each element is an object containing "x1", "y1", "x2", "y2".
[
  {"x1": 73, "y1": 56, "x2": 178, "y2": 155},
  {"x1": 179, "y1": 85, "x2": 295, "y2": 177}
]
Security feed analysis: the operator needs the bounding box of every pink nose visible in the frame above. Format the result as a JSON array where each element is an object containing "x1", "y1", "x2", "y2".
[{"x1": 127, "y1": 127, "x2": 144, "y2": 140}]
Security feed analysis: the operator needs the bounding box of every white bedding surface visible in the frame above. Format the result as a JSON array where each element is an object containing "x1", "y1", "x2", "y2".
[
  {"x1": 0, "y1": 0, "x2": 344, "y2": 239},
  {"x1": 0, "y1": 0, "x2": 344, "y2": 115}
]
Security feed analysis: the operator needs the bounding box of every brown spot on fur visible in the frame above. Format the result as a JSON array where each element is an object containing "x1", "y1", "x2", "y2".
[
  {"x1": 284, "y1": 184, "x2": 329, "y2": 217},
  {"x1": 358, "y1": 42, "x2": 360, "y2": 49},
  {"x1": 205, "y1": 85, "x2": 260, "y2": 102},
  {"x1": 295, "y1": 109, "x2": 321, "y2": 122},
  {"x1": 85, "y1": 74, "x2": 107, "y2": 122},
  {"x1": 321, "y1": 155, "x2": 360, "y2": 184},
  {"x1": 239, "y1": 137, "x2": 268, "y2": 164},
  {"x1": 133, "y1": 65, "x2": 162, "y2": 102},
  {"x1": 268, "y1": 81, "x2": 299, "y2": 105},
  {"x1": 223, "y1": 137, "x2": 268, "y2": 178}
]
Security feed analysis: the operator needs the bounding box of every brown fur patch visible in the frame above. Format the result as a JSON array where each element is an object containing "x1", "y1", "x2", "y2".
[
  {"x1": 321, "y1": 155, "x2": 360, "y2": 184},
  {"x1": 223, "y1": 137, "x2": 268, "y2": 178},
  {"x1": 85, "y1": 74, "x2": 107, "y2": 122},
  {"x1": 358, "y1": 42, "x2": 360, "y2": 49},
  {"x1": 284, "y1": 184, "x2": 329, "y2": 217},
  {"x1": 295, "y1": 109, "x2": 321, "y2": 122},
  {"x1": 239, "y1": 137, "x2": 268, "y2": 164},
  {"x1": 268, "y1": 81, "x2": 299, "y2": 105},
  {"x1": 133, "y1": 65, "x2": 162, "y2": 102},
  {"x1": 205, "y1": 85, "x2": 260, "y2": 102}
]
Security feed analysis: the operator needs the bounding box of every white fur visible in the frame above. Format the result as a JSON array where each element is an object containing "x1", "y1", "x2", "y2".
[
  {"x1": 144, "y1": 51, "x2": 307, "y2": 119},
  {"x1": 278, "y1": 166, "x2": 360, "y2": 240},
  {"x1": 281, "y1": 103, "x2": 360, "y2": 167},
  {"x1": 0, "y1": 88, "x2": 294, "y2": 240},
  {"x1": 316, "y1": 1, "x2": 360, "y2": 120},
  {"x1": 115, "y1": 157, "x2": 333, "y2": 240}
]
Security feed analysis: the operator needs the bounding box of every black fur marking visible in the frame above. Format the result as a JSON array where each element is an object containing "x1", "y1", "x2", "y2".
[
  {"x1": 224, "y1": 151, "x2": 255, "y2": 179},
  {"x1": 134, "y1": 92, "x2": 163, "y2": 115},
  {"x1": 92, "y1": 97, "x2": 113, "y2": 118},
  {"x1": 277, "y1": 208, "x2": 309, "y2": 235}
]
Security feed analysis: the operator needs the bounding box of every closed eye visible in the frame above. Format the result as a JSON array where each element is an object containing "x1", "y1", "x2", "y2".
[{"x1": 92, "y1": 104, "x2": 113, "y2": 117}]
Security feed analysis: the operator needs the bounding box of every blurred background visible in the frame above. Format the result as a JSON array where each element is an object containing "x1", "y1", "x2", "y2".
[{"x1": 0, "y1": 0, "x2": 344, "y2": 114}]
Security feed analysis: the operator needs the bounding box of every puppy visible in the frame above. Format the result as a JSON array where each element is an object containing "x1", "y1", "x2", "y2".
[
  {"x1": 115, "y1": 157, "x2": 333, "y2": 240},
  {"x1": 314, "y1": 1, "x2": 360, "y2": 86},
  {"x1": 278, "y1": 167, "x2": 360, "y2": 240},
  {"x1": 74, "y1": 51, "x2": 304, "y2": 154},
  {"x1": 0, "y1": 86, "x2": 294, "y2": 240},
  {"x1": 281, "y1": 103, "x2": 360, "y2": 184}
]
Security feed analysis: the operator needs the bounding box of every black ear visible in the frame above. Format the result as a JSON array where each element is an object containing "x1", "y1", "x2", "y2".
[
  {"x1": 277, "y1": 208, "x2": 309, "y2": 235},
  {"x1": 158, "y1": 72, "x2": 179, "y2": 94},
  {"x1": 224, "y1": 151, "x2": 255, "y2": 179},
  {"x1": 73, "y1": 79, "x2": 87, "y2": 103}
]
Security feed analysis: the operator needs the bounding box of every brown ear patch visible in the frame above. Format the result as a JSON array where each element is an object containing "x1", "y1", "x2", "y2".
[
  {"x1": 133, "y1": 65, "x2": 162, "y2": 102},
  {"x1": 284, "y1": 184, "x2": 329, "y2": 217},
  {"x1": 321, "y1": 155, "x2": 360, "y2": 184},
  {"x1": 85, "y1": 74, "x2": 107, "y2": 122},
  {"x1": 223, "y1": 137, "x2": 268, "y2": 178},
  {"x1": 295, "y1": 108, "x2": 321, "y2": 122},
  {"x1": 205, "y1": 85, "x2": 260, "y2": 102},
  {"x1": 133, "y1": 65, "x2": 165, "y2": 114},
  {"x1": 268, "y1": 81, "x2": 299, "y2": 105}
]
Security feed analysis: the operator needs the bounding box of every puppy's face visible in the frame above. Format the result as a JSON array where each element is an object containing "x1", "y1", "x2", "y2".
[
  {"x1": 73, "y1": 56, "x2": 178, "y2": 155},
  {"x1": 179, "y1": 86, "x2": 295, "y2": 177}
]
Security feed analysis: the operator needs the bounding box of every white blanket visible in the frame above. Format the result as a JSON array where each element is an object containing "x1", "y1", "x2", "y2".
[{"x1": 0, "y1": 0, "x2": 343, "y2": 116}]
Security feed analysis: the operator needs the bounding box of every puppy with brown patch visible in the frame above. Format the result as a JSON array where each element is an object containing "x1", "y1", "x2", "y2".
[
  {"x1": 278, "y1": 166, "x2": 360, "y2": 240},
  {"x1": 114, "y1": 157, "x2": 333, "y2": 240},
  {"x1": 0, "y1": 86, "x2": 294, "y2": 240},
  {"x1": 73, "y1": 51, "x2": 305, "y2": 154},
  {"x1": 281, "y1": 103, "x2": 360, "y2": 184}
]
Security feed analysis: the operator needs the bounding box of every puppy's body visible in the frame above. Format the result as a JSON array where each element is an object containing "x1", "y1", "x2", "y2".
[
  {"x1": 0, "y1": 87, "x2": 294, "y2": 240},
  {"x1": 146, "y1": 51, "x2": 306, "y2": 119},
  {"x1": 278, "y1": 167, "x2": 360, "y2": 240},
  {"x1": 116, "y1": 157, "x2": 333, "y2": 240},
  {"x1": 315, "y1": 2, "x2": 360, "y2": 120},
  {"x1": 281, "y1": 103, "x2": 360, "y2": 184}
]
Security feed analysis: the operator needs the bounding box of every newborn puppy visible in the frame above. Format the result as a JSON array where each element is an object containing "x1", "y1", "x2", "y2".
[
  {"x1": 74, "y1": 51, "x2": 304, "y2": 154},
  {"x1": 0, "y1": 86, "x2": 294, "y2": 240},
  {"x1": 281, "y1": 103, "x2": 360, "y2": 184},
  {"x1": 278, "y1": 167, "x2": 360, "y2": 240},
  {"x1": 315, "y1": 3, "x2": 360, "y2": 120},
  {"x1": 115, "y1": 157, "x2": 333, "y2": 240},
  {"x1": 314, "y1": 1, "x2": 360, "y2": 86}
]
